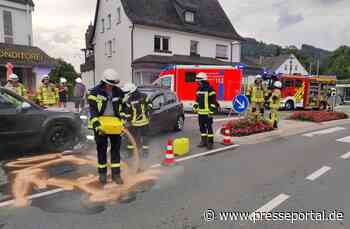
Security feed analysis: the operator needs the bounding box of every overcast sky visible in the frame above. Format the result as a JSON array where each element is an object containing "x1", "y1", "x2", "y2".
[{"x1": 32, "y1": 0, "x2": 350, "y2": 71}]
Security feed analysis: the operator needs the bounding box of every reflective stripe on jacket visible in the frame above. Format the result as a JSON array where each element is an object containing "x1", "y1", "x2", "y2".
[
  {"x1": 122, "y1": 90, "x2": 152, "y2": 127},
  {"x1": 87, "y1": 84, "x2": 124, "y2": 129},
  {"x1": 269, "y1": 89, "x2": 281, "y2": 110},
  {"x1": 193, "y1": 83, "x2": 218, "y2": 115},
  {"x1": 247, "y1": 84, "x2": 267, "y2": 103},
  {"x1": 5, "y1": 83, "x2": 27, "y2": 98},
  {"x1": 38, "y1": 84, "x2": 59, "y2": 106}
]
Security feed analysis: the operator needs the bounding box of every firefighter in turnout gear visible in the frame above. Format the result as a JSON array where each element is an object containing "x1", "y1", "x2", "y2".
[
  {"x1": 88, "y1": 69, "x2": 124, "y2": 185},
  {"x1": 247, "y1": 75, "x2": 268, "y2": 121},
  {"x1": 5, "y1": 74, "x2": 28, "y2": 98},
  {"x1": 268, "y1": 81, "x2": 282, "y2": 129},
  {"x1": 122, "y1": 83, "x2": 153, "y2": 158},
  {"x1": 193, "y1": 72, "x2": 218, "y2": 150},
  {"x1": 37, "y1": 75, "x2": 59, "y2": 107}
]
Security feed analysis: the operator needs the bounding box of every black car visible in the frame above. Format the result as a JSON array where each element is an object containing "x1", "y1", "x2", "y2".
[
  {"x1": 0, "y1": 87, "x2": 83, "y2": 154},
  {"x1": 138, "y1": 86, "x2": 185, "y2": 134}
]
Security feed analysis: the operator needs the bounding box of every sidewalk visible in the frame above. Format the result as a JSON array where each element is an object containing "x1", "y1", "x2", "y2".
[{"x1": 215, "y1": 118, "x2": 350, "y2": 145}]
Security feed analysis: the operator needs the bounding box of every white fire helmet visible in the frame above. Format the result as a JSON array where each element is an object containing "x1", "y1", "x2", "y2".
[
  {"x1": 196, "y1": 72, "x2": 208, "y2": 81},
  {"x1": 75, "y1": 77, "x2": 82, "y2": 84},
  {"x1": 60, "y1": 78, "x2": 67, "y2": 84},
  {"x1": 274, "y1": 81, "x2": 282, "y2": 89},
  {"x1": 122, "y1": 83, "x2": 137, "y2": 94},
  {"x1": 9, "y1": 74, "x2": 19, "y2": 81},
  {"x1": 102, "y1": 69, "x2": 120, "y2": 86},
  {"x1": 42, "y1": 75, "x2": 49, "y2": 82},
  {"x1": 256, "y1": 74, "x2": 262, "y2": 80}
]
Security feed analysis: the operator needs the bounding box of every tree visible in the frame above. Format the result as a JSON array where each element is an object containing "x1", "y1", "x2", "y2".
[
  {"x1": 49, "y1": 58, "x2": 79, "y2": 97},
  {"x1": 323, "y1": 46, "x2": 350, "y2": 79}
]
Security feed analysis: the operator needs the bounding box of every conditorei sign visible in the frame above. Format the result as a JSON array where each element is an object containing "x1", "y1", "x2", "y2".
[{"x1": 0, "y1": 49, "x2": 44, "y2": 62}]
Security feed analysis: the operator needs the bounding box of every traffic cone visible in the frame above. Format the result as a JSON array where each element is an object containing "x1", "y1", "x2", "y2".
[
  {"x1": 222, "y1": 128, "x2": 233, "y2": 145},
  {"x1": 162, "y1": 138, "x2": 176, "y2": 166}
]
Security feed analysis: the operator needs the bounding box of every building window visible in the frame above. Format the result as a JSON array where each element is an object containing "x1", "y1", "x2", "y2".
[
  {"x1": 107, "y1": 14, "x2": 112, "y2": 30},
  {"x1": 185, "y1": 11, "x2": 195, "y2": 23},
  {"x1": 154, "y1": 36, "x2": 171, "y2": 53},
  {"x1": 185, "y1": 72, "x2": 197, "y2": 83},
  {"x1": 117, "y1": 7, "x2": 121, "y2": 24},
  {"x1": 4, "y1": 37, "x2": 13, "y2": 44},
  {"x1": 3, "y1": 10, "x2": 13, "y2": 43},
  {"x1": 190, "y1": 40, "x2": 199, "y2": 56},
  {"x1": 104, "y1": 41, "x2": 107, "y2": 56},
  {"x1": 101, "y1": 19, "x2": 105, "y2": 33},
  {"x1": 107, "y1": 40, "x2": 113, "y2": 57},
  {"x1": 216, "y1": 45, "x2": 228, "y2": 59}
]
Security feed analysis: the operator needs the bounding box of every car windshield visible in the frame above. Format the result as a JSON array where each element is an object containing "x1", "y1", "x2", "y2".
[{"x1": 0, "y1": 90, "x2": 23, "y2": 109}]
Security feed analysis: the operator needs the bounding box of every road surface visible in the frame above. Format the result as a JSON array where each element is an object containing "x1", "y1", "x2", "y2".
[{"x1": 1, "y1": 117, "x2": 349, "y2": 228}]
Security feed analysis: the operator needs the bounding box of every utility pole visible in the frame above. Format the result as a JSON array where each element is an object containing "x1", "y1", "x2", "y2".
[{"x1": 316, "y1": 58, "x2": 320, "y2": 76}]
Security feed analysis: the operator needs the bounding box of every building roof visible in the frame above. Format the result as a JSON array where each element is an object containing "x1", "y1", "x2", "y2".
[
  {"x1": 91, "y1": 0, "x2": 243, "y2": 43},
  {"x1": 251, "y1": 54, "x2": 292, "y2": 71},
  {"x1": 0, "y1": 43, "x2": 56, "y2": 67},
  {"x1": 5, "y1": 0, "x2": 34, "y2": 7},
  {"x1": 133, "y1": 54, "x2": 232, "y2": 66}
]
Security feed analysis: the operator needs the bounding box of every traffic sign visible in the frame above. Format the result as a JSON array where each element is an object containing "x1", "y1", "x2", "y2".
[{"x1": 233, "y1": 95, "x2": 249, "y2": 113}]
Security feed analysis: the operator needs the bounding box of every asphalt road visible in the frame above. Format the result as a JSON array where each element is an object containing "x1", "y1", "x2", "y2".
[{"x1": 2, "y1": 116, "x2": 350, "y2": 228}]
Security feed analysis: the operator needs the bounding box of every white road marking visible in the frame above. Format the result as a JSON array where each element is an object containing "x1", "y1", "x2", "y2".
[
  {"x1": 86, "y1": 135, "x2": 94, "y2": 141},
  {"x1": 0, "y1": 145, "x2": 239, "y2": 208},
  {"x1": 337, "y1": 136, "x2": 350, "y2": 143},
  {"x1": 0, "y1": 188, "x2": 64, "y2": 208},
  {"x1": 340, "y1": 152, "x2": 350, "y2": 159},
  {"x1": 185, "y1": 114, "x2": 197, "y2": 118},
  {"x1": 213, "y1": 117, "x2": 239, "y2": 122},
  {"x1": 151, "y1": 144, "x2": 239, "y2": 168},
  {"x1": 303, "y1": 127, "x2": 346, "y2": 137},
  {"x1": 249, "y1": 194, "x2": 290, "y2": 218},
  {"x1": 306, "y1": 166, "x2": 331, "y2": 181}
]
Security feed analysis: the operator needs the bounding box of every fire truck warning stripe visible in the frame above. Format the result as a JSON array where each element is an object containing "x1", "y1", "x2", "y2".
[{"x1": 303, "y1": 127, "x2": 346, "y2": 137}]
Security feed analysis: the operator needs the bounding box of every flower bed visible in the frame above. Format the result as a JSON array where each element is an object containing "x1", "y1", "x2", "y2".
[
  {"x1": 289, "y1": 111, "x2": 348, "y2": 123},
  {"x1": 221, "y1": 118, "x2": 274, "y2": 137}
]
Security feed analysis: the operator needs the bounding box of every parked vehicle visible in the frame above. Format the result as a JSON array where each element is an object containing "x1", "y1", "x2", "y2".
[
  {"x1": 280, "y1": 75, "x2": 337, "y2": 110},
  {"x1": 0, "y1": 87, "x2": 84, "y2": 154},
  {"x1": 154, "y1": 65, "x2": 242, "y2": 111},
  {"x1": 137, "y1": 86, "x2": 185, "y2": 134}
]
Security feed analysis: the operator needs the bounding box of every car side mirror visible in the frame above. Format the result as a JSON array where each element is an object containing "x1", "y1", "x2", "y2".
[{"x1": 19, "y1": 102, "x2": 31, "y2": 113}]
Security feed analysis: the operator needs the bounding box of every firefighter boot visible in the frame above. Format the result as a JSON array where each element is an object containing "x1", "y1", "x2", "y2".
[
  {"x1": 197, "y1": 135, "x2": 207, "y2": 148},
  {"x1": 112, "y1": 172, "x2": 124, "y2": 185},
  {"x1": 207, "y1": 135, "x2": 214, "y2": 150},
  {"x1": 99, "y1": 173, "x2": 107, "y2": 185}
]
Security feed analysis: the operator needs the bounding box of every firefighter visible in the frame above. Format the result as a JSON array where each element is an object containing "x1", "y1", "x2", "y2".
[
  {"x1": 88, "y1": 69, "x2": 124, "y2": 185},
  {"x1": 121, "y1": 83, "x2": 153, "y2": 158},
  {"x1": 5, "y1": 74, "x2": 28, "y2": 98},
  {"x1": 247, "y1": 75, "x2": 268, "y2": 120},
  {"x1": 37, "y1": 75, "x2": 59, "y2": 107},
  {"x1": 268, "y1": 81, "x2": 282, "y2": 129},
  {"x1": 193, "y1": 72, "x2": 218, "y2": 150}
]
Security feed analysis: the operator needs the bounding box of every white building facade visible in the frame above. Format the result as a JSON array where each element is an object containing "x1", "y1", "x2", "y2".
[
  {"x1": 0, "y1": 0, "x2": 33, "y2": 46},
  {"x1": 0, "y1": 0, "x2": 55, "y2": 91},
  {"x1": 271, "y1": 54, "x2": 309, "y2": 76},
  {"x1": 84, "y1": 0, "x2": 244, "y2": 86}
]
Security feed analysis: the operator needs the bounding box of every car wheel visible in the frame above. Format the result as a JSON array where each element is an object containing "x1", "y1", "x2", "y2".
[
  {"x1": 285, "y1": 100, "x2": 294, "y2": 111},
  {"x1": 174, "y1": 116, "x2": 184, "y2": 131},
  {"x1": 44, "y1": 124, "x2": 76, "y2": 152}
]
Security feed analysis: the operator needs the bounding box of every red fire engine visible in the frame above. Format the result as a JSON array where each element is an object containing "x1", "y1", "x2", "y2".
[
  {"x1": 280, "y1": 74, "x2": 336, "y2": 110},
  {"x1": 154, "y1": 65, "x2": 242, "y2": 111}
]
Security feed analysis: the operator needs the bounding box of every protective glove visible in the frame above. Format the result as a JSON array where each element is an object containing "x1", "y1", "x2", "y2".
[{"x1": 93, "y1": 121, "x2": 104, "y2": 135}]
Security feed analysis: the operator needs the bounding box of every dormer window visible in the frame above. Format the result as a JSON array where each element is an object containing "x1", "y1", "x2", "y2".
[{"x1": 185, "y1": 11, "x2": 195, "y2": 23}]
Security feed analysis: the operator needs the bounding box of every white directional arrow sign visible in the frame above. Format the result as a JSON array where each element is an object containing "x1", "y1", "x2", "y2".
[{"x1": 236, "y1": 99, "x2": 245, "y2": 109}]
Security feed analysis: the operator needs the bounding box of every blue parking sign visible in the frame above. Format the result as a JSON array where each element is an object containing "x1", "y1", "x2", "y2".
[{"x1": 233, "y1": 95, "x2": 249, "y2": 113}]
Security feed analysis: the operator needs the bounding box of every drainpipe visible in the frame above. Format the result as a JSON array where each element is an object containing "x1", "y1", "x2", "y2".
[
  {"x1": 131, "y1": 24, "x2": 135, "y2": 83},
  {"x1": 230, "y1": 42, "x2": 233, "y2": 66}
]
